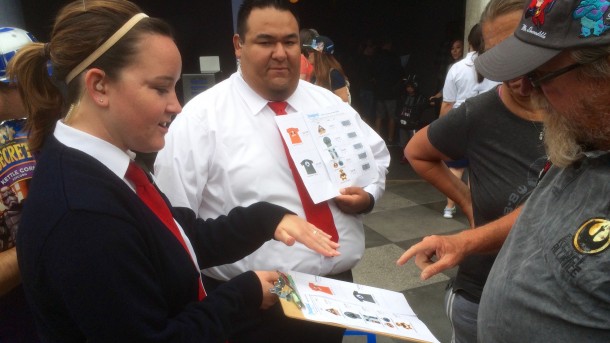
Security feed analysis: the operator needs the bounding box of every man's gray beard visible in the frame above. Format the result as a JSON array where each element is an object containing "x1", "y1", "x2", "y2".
[
  {"x1": 533, "y1": 89, "x2": 610, "y2": 168},
  {"x1": 532, "y1": 92, "x2": 583, "y2": 168}
]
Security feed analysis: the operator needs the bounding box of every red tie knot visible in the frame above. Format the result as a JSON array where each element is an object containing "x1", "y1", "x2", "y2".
[
  {"x1": 268, "y1": 101, "x2": 288, "y2": 115},
  {"x1": 125, "y1": 162, "x2": 150, "y2": 187}
]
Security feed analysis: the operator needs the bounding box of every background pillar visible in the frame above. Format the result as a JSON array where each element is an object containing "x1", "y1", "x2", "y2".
[
  {"x1": 464, "y1": 0, "x2": 490, "y2": 49},
  {"x1": 0, "y1": 0, "x2": 25, "y2": 28}
]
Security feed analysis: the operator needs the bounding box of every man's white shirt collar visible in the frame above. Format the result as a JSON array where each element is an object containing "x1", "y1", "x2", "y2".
[{"x1": 234, "y1": 72, "x2": 318, "y2": 116}]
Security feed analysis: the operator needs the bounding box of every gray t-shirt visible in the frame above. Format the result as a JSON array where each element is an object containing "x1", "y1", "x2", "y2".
[
  {"x1": 428, "y1": 87, "x2": 547, "y2": 300},
  {"x1": 479, "y1": 151, "x2": 610, "y2": 342}
]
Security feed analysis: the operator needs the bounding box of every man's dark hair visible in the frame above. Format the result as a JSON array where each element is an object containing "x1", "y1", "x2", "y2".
[{"x1": 236, "y1": 0, "x2": 299, "y2": 40}]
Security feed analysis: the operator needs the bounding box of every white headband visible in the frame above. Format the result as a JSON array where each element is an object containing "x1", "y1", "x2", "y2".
[{"x1": 65, "y1": 13, "x2": 148, "y2": 84}]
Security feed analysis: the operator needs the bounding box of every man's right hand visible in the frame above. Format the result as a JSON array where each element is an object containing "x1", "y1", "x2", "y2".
[
  {"x1": 396, "y1": 233, "x2": 468, "y2": 280},
  {"x1": 396, "y1": 208, "x2": 521, "y2": 280}
]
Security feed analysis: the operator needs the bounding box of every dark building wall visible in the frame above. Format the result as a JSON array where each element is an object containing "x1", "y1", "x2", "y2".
[
  {"x1": 20, "y1": 0, "x2": 236, "y2": 103},
  {"x1": 19, "y1": 0, "x2": 464, "y2": 100},
  {"x1": 295, "y1": 0, "x2": 466, "y2": 97},
  {"x1": 20, "y1": 1, "x2": 236, "y2": 78}
]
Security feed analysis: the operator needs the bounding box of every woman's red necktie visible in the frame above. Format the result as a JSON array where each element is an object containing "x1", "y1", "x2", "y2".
[{"x1": 125, "y1": 162, "x2": 206, "y2": 300}]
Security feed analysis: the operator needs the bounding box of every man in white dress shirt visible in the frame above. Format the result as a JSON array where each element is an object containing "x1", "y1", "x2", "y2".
[{"x1": 154, "y1": 0, "x2": 389, "y2": 342}]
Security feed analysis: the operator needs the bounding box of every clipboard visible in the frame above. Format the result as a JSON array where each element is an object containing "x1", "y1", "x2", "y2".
[{"x1": 272, "y1": 271, "x2": 440, "y2": 343}]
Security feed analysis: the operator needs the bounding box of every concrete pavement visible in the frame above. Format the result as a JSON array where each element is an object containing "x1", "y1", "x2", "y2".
[{"x1": 343, "y1": 145, "x2": 469, "y2": 343}]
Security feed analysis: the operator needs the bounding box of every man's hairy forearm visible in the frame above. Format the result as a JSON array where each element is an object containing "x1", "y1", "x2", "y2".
[
  {"x1": 0, "y1": 247, "x2": 21, "y2": 296},
  {"x1": 461, "y1": 206, "x2": 523, "y2": 255}
]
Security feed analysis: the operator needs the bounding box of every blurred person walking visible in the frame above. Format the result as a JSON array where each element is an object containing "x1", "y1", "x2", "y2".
[
  {"x1": 372, "y1": 37, "x2": 404, "y2": 145},
  {"x1": 396, "y1": 78, "x2": 427, "y2": 163},
  {"x1": 354, "y1": 39, "x2": 377, "y2": 125}
]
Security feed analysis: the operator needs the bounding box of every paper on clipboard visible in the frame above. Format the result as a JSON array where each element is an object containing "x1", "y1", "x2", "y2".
[
  {"x1": 276, "y1": 271, "x2": 440, "y2": 343},
  {"x1": 274, "y1": 104, "x2": 379, "y2": 204}
]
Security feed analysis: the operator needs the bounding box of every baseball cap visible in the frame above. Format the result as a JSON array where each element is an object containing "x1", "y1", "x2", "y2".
[
  {"x1": 303, "y1": 35, "x2": 335, "y2": 55},
  {"x1": 0, "y1": 27, "x2": 37, "y2": 83},
  {"x1": 475, "y1": 0, "x2": 610, "y2": 82}
]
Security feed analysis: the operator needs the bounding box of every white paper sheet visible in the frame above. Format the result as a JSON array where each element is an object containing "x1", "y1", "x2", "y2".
[{"x1": 275, "y1": 104, "x2": 379, "y2": 204}]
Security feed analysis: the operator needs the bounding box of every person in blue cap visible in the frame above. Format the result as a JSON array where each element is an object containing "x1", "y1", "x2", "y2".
[
  {"x1": 0, "y1": 27, "x2": 35, "y2": 120},
  {"x1": 304, "y1": 35, "x2": 352, "y2": 103},
  {"x1": 0, "y1": 26, "x2": 39, "y2": 343}
]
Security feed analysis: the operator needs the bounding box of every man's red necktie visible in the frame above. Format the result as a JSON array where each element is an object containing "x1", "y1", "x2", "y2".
[
  {"x1": 125, "y1": 162, "x2": 206, "y2": 300},
  {"x1": 268, "y1": 101, "x2": 339, "y2": 242}
]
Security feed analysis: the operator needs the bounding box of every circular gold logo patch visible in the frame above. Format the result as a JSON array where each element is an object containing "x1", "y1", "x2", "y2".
[{"x1": 573, "y1": 218, "x2": 610, "y2": 255}]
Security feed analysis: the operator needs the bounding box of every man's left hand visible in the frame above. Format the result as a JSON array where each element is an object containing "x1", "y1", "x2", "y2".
[{"x1": 334, "y1": 187, "x2": 371, "y2": 214}]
